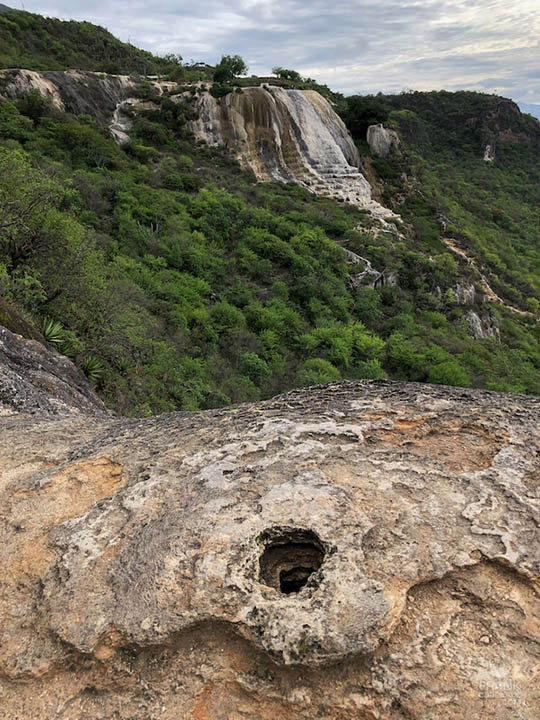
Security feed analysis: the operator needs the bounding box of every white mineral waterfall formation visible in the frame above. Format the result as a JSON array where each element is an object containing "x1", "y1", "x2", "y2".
[
  {"x1": 0, "y1": 70, "x2": 398, "y2": 221},
  {"x1": 185, "y1": 86, "x2": 396, "y2": 221},
  {"x1": 366, "y1": 123, "x2": 400, "y2": 158}
]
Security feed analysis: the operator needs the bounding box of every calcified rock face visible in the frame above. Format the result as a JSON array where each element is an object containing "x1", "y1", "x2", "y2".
[
  {"x1": 367, "y1": 123, "x2": 400, "y2": 158},
  {"x1": 0, "y1": 68, "x2": 134, "y2": 125},
  {"x1": 186, "y1": 86, "x2": 394, "y2": 219},
  {"x1": 1, "y1": 352, "x2": 539, "y2": 718}
]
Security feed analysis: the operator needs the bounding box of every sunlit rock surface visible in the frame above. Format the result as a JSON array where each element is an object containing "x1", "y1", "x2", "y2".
[
  {"x1": 186, "y1": 86, "x2": 396, "y2": 219},
  {"x1": 0, "y1": 356, "x2": 539, "y2": 718}
]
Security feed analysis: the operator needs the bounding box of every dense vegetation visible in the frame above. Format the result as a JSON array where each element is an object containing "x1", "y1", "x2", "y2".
[
  {"x1": 0, "y1": 6, "x2": 195, "y2": 78},
  {"x1": 341, "y1": 90, "x2": 540, "y2": 309},
  {"x1": 339, "y1": 90, "x2": 540, "y2": 394},
  {"x1": 0, "y1": 11, "x2": 539, "y2": 414}
]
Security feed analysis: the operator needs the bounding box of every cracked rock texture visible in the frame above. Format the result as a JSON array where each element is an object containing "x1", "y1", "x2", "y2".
[
  {"x1": 0, "y1": 324, "x2": 106, "y2": 416},
  {"x1": 0, "y1": 371, "x2": 539, "y2": 718}
]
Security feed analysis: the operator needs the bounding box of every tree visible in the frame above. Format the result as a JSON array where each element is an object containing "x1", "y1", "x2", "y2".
[
  {"x1": 271, "y1": 66, "x2": 302, "y2": 83},
  {"x1": 213, "y1": 55, "x2": 248, "y2": 83},
  {"x1": 0, "y1": 147, "x2": 63, "y2": 268},
  {"x1": 297, "y1": 358, "x2": 341, "y2": 386}
]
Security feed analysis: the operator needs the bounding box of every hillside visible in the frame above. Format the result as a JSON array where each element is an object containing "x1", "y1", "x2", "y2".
[
  {"x1": 0, "y1": 11, "x2": 539, "y2": 414},
  {"x1": 0, "y1": 5, "x2": 189, "y2": 77}
]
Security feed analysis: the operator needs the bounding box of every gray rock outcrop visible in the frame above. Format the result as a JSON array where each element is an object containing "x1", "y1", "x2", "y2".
[
  {"x1": 465, "y1": 309, "x2": 501, "y2": 340},
  {"x1": 367, "y1": 123, "x2": 400, "y2": 158},
  {"x1": 0, "y1": 370, "x2": 538, "y2": 718},
  {"x1": 0, "y1": 68, "x2": 134, "y2": 126},
  {"x1": 484, "y1": 143, "x2": 496, "y2": 162},
  {"x1": 0, "y1": 323, "x2": 106, "y2": 415},
  {"x1": 453, "y1": 281, "x2": 477, "y2": 305}
]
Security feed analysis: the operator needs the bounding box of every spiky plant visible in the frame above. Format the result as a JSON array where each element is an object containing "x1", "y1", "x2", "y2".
[
  {"x1": 82, "y1": 355, "x2": 105, "y2": 382},
  {"x1": 41, "y1": 317, "x2": 64, "y2": 346}
]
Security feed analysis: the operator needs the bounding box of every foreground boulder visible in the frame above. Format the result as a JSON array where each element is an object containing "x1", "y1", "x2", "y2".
[{"x1": 0, "y1": 372, "x2": 539, "y2": 718}]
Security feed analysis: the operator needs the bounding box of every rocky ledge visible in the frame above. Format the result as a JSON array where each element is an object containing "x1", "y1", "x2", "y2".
[
  {"x1": 0, "y1": 345, "x2": 538, "y2": 719},
  {"x1": 0, "y1": 321, "x2": 106, "y2": 416}
]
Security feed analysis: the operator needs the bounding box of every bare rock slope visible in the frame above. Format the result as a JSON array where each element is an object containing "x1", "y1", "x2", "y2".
[
  {"x1": 0, "y1": 322, "x2": 106, "y2": 415},
  {"x1": 0, "y1": 352, "x2": 539, "y2": 719}
]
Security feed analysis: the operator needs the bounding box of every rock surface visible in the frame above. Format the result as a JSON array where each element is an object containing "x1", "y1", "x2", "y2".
[
  {"x1": 0, "y1": 373, "x2": 538, "y2": 719},
  {"x1": 185, "y1": 86, "x2": 396, "y2": 219},
  {"x1": 465, "y1": 309, "x2": 501, "y2": 340},
  {"x1": 0, "y1": 68, "x2": 134, "y2": 125},
  {"x1": 367, "y1": 124, "x2": 400, "y2": 158},
  {"x1": 0, "y1": 323, "x2": 106, "y2": 415}
]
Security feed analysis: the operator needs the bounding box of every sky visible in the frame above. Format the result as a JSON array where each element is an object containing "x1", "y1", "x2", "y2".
[{"x1": 16, "y1": 0, "x2": 540, "y2": 103}]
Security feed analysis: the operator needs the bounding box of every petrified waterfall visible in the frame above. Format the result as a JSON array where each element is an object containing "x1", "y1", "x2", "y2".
[
  {"x1": 0, "y1": 70, "x2": 395, "y2": 219},
  {"x1": 187, "y1": 86, "x2": 393, "y2": 218}
]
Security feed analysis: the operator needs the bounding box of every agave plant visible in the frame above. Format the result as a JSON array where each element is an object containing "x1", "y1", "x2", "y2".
[
  {"x1": 56, "y1": 340, "x2": 76, "y2": 359},
  {"x1": 41, "y1": 317, "x2": 64, "y2": 346},
  {"x1": 82, "y1": 355, "x2": 105, "y2": 382}
]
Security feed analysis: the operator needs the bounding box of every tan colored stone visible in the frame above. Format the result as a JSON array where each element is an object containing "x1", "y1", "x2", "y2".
[{"x1": 0, "y1": 380, "x2": 538, "y2": 718}]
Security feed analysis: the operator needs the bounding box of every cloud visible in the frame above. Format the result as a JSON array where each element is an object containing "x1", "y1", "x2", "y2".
[{"x1": 23, "y1": 0, "x2": 540, "y2": 102}]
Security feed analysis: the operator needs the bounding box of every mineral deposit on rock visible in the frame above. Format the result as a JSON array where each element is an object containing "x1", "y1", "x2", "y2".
[
  {"x1": 0, "y1": 332, "x2": 539, "y2": 720},
  {"x1": 185, "y1": 86, "x2": 396, "y2": 219},
  {"x1": 367, "y1": 124, "x2": 400, "y2": 158}
]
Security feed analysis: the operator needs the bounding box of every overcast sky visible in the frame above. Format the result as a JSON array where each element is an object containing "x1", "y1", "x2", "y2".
[{"x1": 18, "y1": 0, "x2": 540, "y2": 103}]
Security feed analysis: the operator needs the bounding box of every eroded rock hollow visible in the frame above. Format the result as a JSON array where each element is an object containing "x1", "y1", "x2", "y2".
[{"x1": 0, "y1": 326, "x2": 539, "y2": 719}]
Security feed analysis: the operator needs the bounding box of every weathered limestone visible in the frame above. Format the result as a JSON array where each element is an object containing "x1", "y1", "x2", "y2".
[
  {"x1": 453, "y1": 281, "x2": 477, "y2": 306},
  {"x1": 0, "y1": 68, "x2": 134, "y2": 125},
  {"x1": 0, "y1": 344, "x2": 539, "y2": 718},
  {"x1": 484, "y1": 143, "x2": 496, "y2": 162},
  {"x1": 465, "y1": 308, "x2": 501, "y2": 340},
  {"x1": 185, "y1": 86, "x2": 397, "y2": 219},
  {"x1": 0, "y1": 323, "x2": 106, "y2": 415},
  {"x1": 367, "y1": 124, "x2": 400, "y2": 158}
]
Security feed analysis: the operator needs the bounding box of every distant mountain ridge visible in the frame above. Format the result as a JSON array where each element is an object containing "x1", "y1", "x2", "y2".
[{"x1": 518, "y1": 102, "x2": 540, "y2": 120}]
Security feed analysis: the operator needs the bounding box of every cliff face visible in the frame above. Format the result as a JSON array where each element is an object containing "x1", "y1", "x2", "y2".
[
  {"x1": 0, "y1": 70, "x2": 394, "y2": 218},
  {"x1": 0, "y1": 350, "x2": 539, "y2": 718},
  {"x1": 0, "y1": 68, "x2": 134, "y2": 125},
  {"x1": 187, "y1": 86, "x2": 393, "y2": 218}
]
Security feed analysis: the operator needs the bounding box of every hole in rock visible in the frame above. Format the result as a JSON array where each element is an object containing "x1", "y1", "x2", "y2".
[{"x1": 259, "y1": 528, "x2": 325, "y2": 594}]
